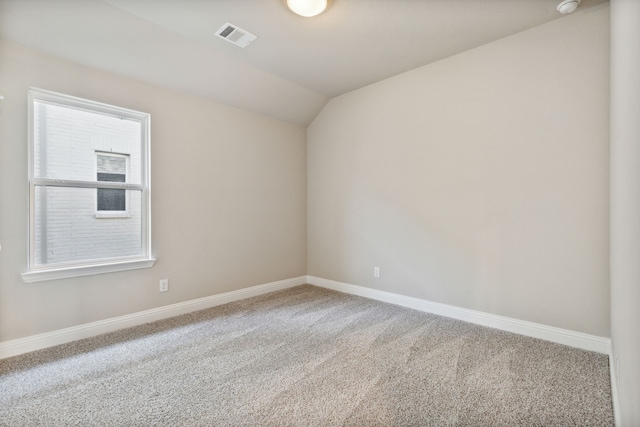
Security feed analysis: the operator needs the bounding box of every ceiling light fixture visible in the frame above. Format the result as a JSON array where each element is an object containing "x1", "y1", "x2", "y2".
[
  {"x1": 286, "y1": 0, "x2": 328, "y2": 17},
  {"x1": 556, "y1": 0, "x2": 581, "y2": 14}
]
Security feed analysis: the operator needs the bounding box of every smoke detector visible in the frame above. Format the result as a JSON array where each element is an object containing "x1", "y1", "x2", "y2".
[
  {"x1": 215, "y1": 23, "x2": 257, "y2": 48},
  {"x1": 557, "y1": 0, "x2": 581, "y2": 14}
]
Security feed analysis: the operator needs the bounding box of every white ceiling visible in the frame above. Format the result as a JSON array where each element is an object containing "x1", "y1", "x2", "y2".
[{"x1": 0, "y1": 0, "x2": 607, "y2": 126}]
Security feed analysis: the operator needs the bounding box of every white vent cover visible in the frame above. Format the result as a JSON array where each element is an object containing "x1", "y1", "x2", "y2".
[{"x1": 215, "y1": 23, "x2": 257, "y2": 48}]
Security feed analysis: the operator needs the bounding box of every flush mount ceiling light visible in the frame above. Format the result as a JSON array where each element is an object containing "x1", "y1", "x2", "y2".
[
  {"x1": 287, "y1": 0, "x2": 328, "y2": 17},
  {"x1": 557, "y1": 0, "x2": 581, "y2": 14}
]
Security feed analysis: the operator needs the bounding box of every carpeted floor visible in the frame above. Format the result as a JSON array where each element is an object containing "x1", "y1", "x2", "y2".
[{"x1": 0, "y1": 285, "x2": 614, "y2": 426}]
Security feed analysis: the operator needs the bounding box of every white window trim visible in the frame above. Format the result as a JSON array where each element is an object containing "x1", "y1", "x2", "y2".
[
  {"x1": 23, "y1": 88, "x2": 155, "y2": 283},
  {"x1": 22, "y1": 258, "x2": 156, "y2": 283},
  {"x1": 95, "y1": 151, "x2": 130, "y2": 218}
]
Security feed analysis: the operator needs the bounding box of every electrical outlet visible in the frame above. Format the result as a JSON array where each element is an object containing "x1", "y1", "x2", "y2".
[
  {"x1": 374, "y1": 267, "x2": 381, "y2": 278},
  {"x1": 159, "y1": 279, "x2": 169, "y2": 292}
]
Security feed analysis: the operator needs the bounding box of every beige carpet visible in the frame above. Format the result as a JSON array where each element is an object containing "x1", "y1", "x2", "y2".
[{"x1": 0, "y1": 285, "x2": 613, "y2": 426}]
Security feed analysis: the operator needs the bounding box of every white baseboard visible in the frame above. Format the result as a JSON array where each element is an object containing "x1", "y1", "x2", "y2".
[
  {"x1": 307, "y1": 276, "x2": 611, "y2": 355},
  {"x1": 0, "y1": 276, "x2": 307, "y2": 360},
  {"x1": 610, "y1": 350, "x2": 622, "y2": 427},
  {"x1": 1, "y1": 274, "x2": 612, "y2": 359}
]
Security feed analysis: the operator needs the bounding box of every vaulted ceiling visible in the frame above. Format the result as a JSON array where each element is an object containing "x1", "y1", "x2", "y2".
[{"x1": 0, "y1": 0, "x2": 607, "y2": 126}]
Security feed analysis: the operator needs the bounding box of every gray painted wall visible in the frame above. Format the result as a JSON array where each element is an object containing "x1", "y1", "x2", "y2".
[
  {"x1": 307, "y1": 5, "x2": 610, "y2": 337},
  {"x1": 610, "y1": 0, "x2": 640, "y2": 424},
  {"x1": 0, "y1": 39, "x2": 307, "y2": 342}
]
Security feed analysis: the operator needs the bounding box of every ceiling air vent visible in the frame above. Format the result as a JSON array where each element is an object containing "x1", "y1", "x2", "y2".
[{"x1": 215, "y1": 23, "x2": 257, "y2": 48}]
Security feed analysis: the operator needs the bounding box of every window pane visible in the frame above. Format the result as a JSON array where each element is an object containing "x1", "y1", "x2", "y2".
[
  {"x1": 33, "y1": 101, "x2": 142, "y2": 184},
  {"x1": 97, "y1": 155, "x2": 126, "y2": 175},
  {"x1": 97, "y1": 188, "x2": 126, "y2": 211},
  {"x1": 97, "y1": 173, "x2": 126, "y2": 183},
  {"x1": 34, "y1": 186, "x2": 142, "y2": 265}
]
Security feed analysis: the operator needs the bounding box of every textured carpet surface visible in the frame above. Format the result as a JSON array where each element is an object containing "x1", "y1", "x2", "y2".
[{"x1": 0, "y1": 285, "x2": 613, "y2": 426}]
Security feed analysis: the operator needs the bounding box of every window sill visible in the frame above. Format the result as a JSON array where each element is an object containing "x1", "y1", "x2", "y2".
[
  {"x1": 95, "y1": 212, "x2": 131, "y2": 219},
  {"x1": 22, "y1": 258, "x2": 156, "y2": 283}
]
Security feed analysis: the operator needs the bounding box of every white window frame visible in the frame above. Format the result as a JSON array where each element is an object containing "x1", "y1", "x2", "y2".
[
  {"x1": 95, "y1": 151, "x2": 131, "y2": 218},
  {"x1": 22, "y1": 88, "x2": 155, "y2": 283}
]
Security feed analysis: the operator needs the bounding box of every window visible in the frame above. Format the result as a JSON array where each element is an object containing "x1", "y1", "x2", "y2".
[
  {"x1": 22, "y1": 88, "x2": 155, "y2": 283},
  {"x1": 96, "y1": 152, "x2": 129, "y2": 216}
]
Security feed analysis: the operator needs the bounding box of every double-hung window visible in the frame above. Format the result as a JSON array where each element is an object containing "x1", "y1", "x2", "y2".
[
  {"x1": 23, "y1": 88, "x2": 155, "y2": 282},
  {"x1": 96, "y1": 152, "x2": 129, "y2": 216}
]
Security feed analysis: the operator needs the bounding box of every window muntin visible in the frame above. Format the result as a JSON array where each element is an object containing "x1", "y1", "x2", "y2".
[{"x1": 24, "y1": 88, "x2": 154, "y2": 281}]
